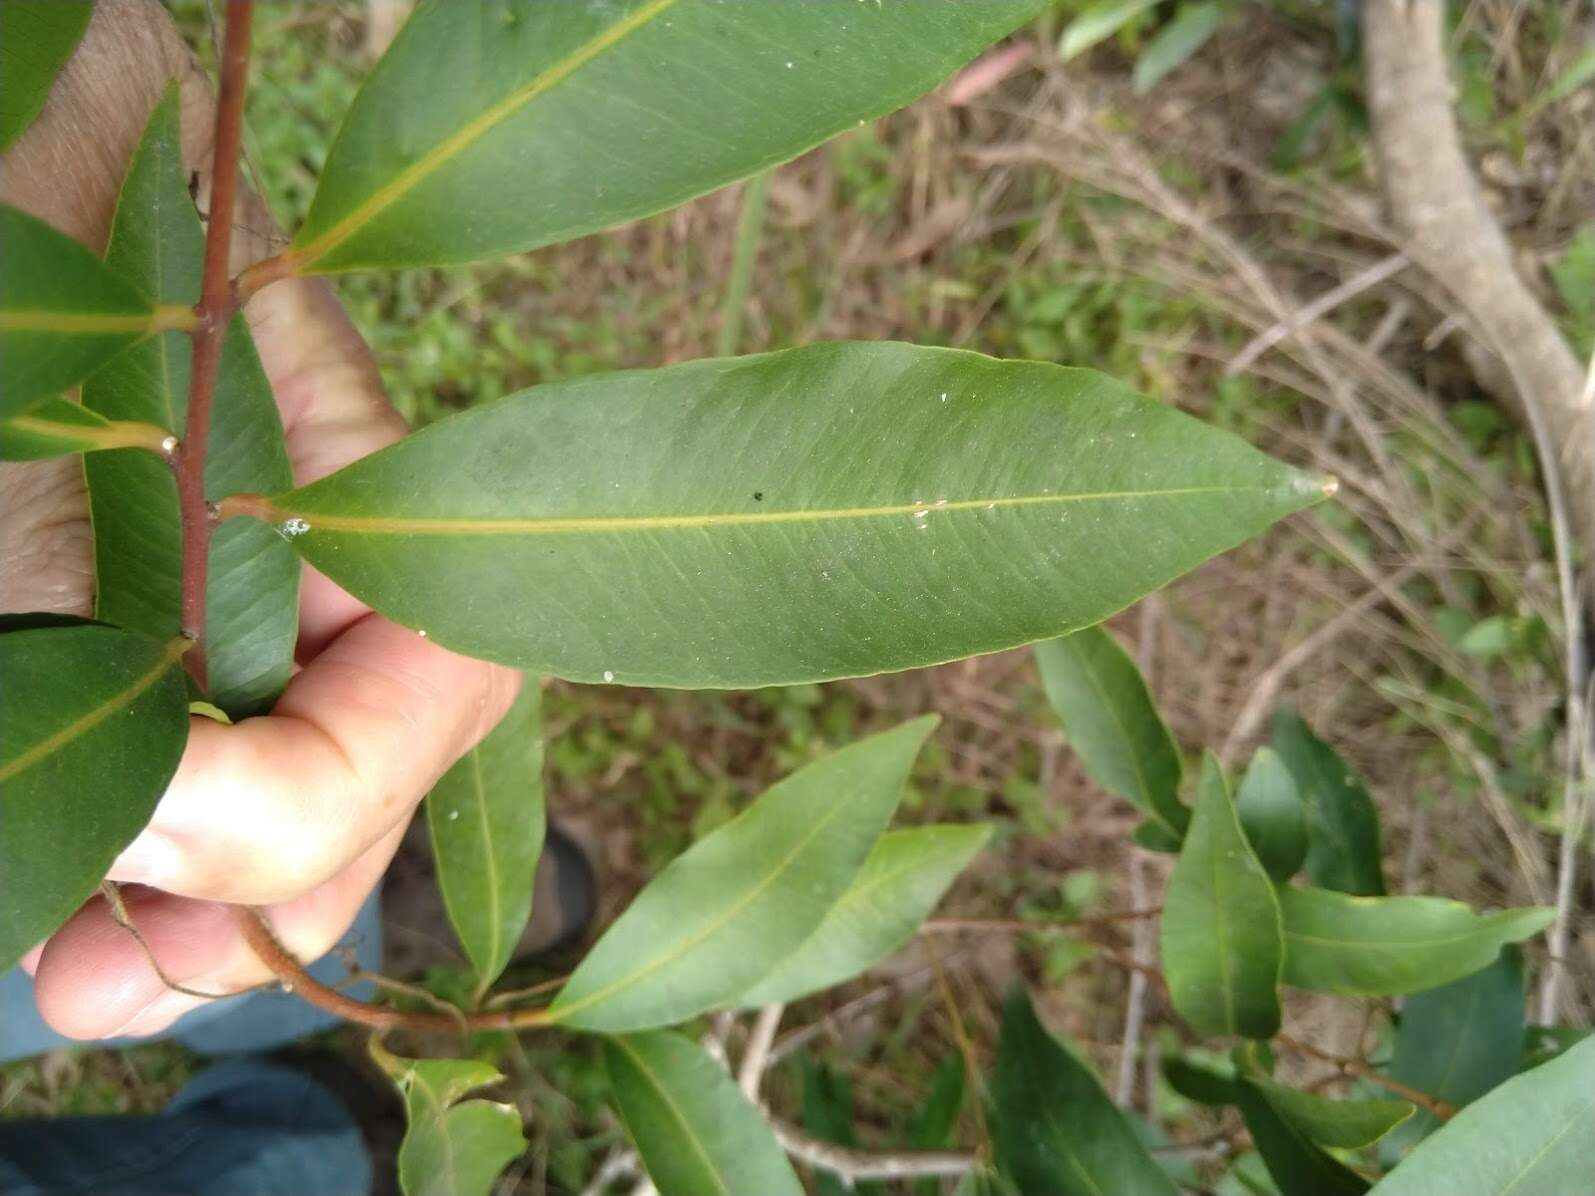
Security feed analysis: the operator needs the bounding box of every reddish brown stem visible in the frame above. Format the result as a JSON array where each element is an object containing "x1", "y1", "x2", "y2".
[
  {"x1": 234, "y1": 906, "x2": 553, "y2": 1033},
  {"x1": 175, "y1": 0, "x2": 254, "y2": 687},
  {"x1": 1275, "y1": 1032, "x2": 1456, "y2": 1120}
]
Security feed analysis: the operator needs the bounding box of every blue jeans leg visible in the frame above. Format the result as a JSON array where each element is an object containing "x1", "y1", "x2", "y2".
[
  {"x1": 0, "y1": 892, "x2": 383, "y2": 1195},
  {"x1": 0, "y1": 1059, "x2": 371, "y2": 1196},
  {"x1": 0, "y1": 891, "x2": 382, "y2": 1065}
]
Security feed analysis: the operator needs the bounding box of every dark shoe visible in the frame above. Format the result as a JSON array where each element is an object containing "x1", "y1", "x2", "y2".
[{"x1": 381, "y1": 818, "x2": 598, "y2": 981}]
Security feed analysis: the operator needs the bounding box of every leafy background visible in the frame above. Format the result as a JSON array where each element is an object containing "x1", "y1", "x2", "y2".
[{"x1": 4, "y1": 2, "x2": 1591, "y2": 1193}]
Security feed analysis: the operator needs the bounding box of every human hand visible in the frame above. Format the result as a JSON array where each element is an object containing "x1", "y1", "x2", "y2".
[{"x1": 1, "y1": 0, "x2": 517, "y2": 1038}]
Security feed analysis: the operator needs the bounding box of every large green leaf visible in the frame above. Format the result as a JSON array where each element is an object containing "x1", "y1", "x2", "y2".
[
  {"x1": 1234, "y1": 1083, "x2": 1370, "y2": 1196},
  {"x1": 605, "y1": 1032, "x2": 803, "y2": 1196},
  {"x1": 1236, "y1": 747, "x2": 1308, "y2": 881},
  {"x1": 1366, "y1": 1035, "x2": 1595, "y2": 1196},
  {"x1": 547, "y1": 717, "x2": 932, "y2": 1031},
  {"x1": 1035, "y1": 625, "x2": 1188, "y2": 840},
  {"x1": 426, "y1": 676, "x2": 543, "y2": 1000},
  {"x1": 250, "y1": 343, "x2": 1328, "y2": 688},
  {"x1": 1271, "y1": 710, "x2": 1384, "y2": 895},
  {"x1": 370, "y1": 1040, "x2": 524, "y2": 1196},
  {"x1": 1163, "y1": 1053, "x2": 1242, "y2": 1106},
  {"x1": 1161, "y1": 754, "x2": 1283, "y2": 1038},
  {"x1": 992, "y1": 985, "x2": 1179, "y2": 1196},
  {"x1": 731, "y1": 823, "x2": 990, "y2": 1007},
  {"x1": 0, "y1": 623, "x2": 189, "y2": 971},
  {"x1": 1380, "y1": 947, "x2": 1525, "y2": 1157},
  {"x1": 290, "y1": 0, "x2": 1042, "y2": 273},
  {"x1": 1241, "y1": 1072, "x2": 1412, "y2": 1150},
  {"x1": 0, "y1": 201, "x2": 167, "y2": 418},
  {"x1": 0, "y1": 1, "x2": 92, "y2": 153},
  {"x1": 83, "y1": 88, "x2": 298, "y2": 719},
  {"x1": 1279, "y1": 886, "x2": 1553, "y2": 996},
  {"x1": 0, "y1": 395, "x2": 169, "y2": 461}
]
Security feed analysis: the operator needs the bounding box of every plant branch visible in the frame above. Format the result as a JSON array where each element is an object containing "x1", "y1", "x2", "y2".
[
  {"x1": 737, "y1": 1002, "x2": 784, "y2": 1100},
  {"x1": 233, "y1": 905, "x2": 553, "y2": 1033},
  {"x1": 175, "y1": 0, "x2": 254, "y2": 686},
  {"x1": 1362, "y1": 0, "x2": 1592, "y2": 1022},
  {"x1": 770, "y1": 1119, "x2": 976, "y2": 1182},
  {"x1": 1275, "y1": 1033, "x2": 1455, "y2": 1120}
]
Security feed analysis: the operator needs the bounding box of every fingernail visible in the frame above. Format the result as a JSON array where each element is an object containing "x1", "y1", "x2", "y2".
[{"x1": 108, "y1": 831, "x2": 183, "y2": 888}]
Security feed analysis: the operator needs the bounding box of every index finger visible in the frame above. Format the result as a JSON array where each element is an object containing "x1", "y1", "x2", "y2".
[{"x1": 109, "y1": 613, "x2": 520, "y2": 906}]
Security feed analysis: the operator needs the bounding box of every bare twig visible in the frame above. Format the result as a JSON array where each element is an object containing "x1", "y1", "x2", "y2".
[
  {"x1": 1116, "y1": 855, "x2": 1153, "y2": 1106},
  {"x1": 1362, "y1": 2, "x2": 1593, "y2": 1021},
  {"x1": 1275, "y1": 1033, "x2": 1455, "y2": 1120},
  {"x1": 235, "y1": 906, "x2": 554, "y2": 1032},
  {"x1": 1226, "y1": 252, "x2": 1411, "y2": 376},
  {"x1": 737, "y1": 1003, "x2": 785, "y2": 1101},
  {"x1": 771, "y1": 1119, "x2": 976, "y2": 1182}
]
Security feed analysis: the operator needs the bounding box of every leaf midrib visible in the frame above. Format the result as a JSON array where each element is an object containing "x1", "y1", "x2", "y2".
[
  {"x1": 551, "y1": 795, "x2": 856, "y2": 1024},
  {"x1": 1284, "y1": 921, "x2": 1537, "y2": 953},
  {"x1": 611, "y1": 1037, "x2": 731, "y2": 1196},
  {"x1": 0, "y1": 637, "x2": 184, "y2": 782},
  {"x1": 275, "y1": 484, "x2": 1280, "y2": 537},
  {"x1": 295, "y1": 0, "x2": 681, "y2": 268},
  {"x1": 466, "y1": 748, "x2": 504, "y2": 984}
]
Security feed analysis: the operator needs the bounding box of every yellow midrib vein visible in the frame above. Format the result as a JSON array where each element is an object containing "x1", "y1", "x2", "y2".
[
  {"x1": 550, "y1": 797, "x2": 854, "y2": 1023},
  {"x1": 276, "y1": 484, "x2": 1277, "y2": 537},
  {"x1": 0, "y1": 637, "x2": 187, "y2": 783},
  {"x1": 613, "y1": 1038, "x2": 731, "y2": 1196},
  {"x1": 295, "y1": 0, "x2": 680, "y2": 268},
  {"x1": 0, "y1": 304, "x2": 196, "y2": 335}
]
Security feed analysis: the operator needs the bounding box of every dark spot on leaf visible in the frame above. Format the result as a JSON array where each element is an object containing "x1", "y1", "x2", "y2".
[{"x1": 753, "y1": 491, "x2": 764, "y2": 501}]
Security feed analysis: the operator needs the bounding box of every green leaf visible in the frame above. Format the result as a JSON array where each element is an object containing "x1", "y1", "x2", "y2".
[
  {"x1": 1381, "y1": 947, "x2": 1525, "y2": 1156},
  {"x1": 1035, "y1": 625, "x2": 1187, "y2": 839},
  {"x1": 370, "y1": 1040, "x2": 525, "y2": 1196},
  {"x1": 1160, "y1": 754, "x2": 1283, "y2": 1038},
  {"x1": 605, "y1": 1031, "x2": 802, "y2": 1196},
  {"x1": 955, "y1": 1171, "x2": 1019, "y2": 1196},
  {"x1": 0, "y1": 201, "x2": 167, "y2": 418},
  {"x1": 1522, "y1": 1024, "x2": 1591, "y2": 1071},
  {"x1": 1366, "y1": 1035, "x2": 1595, "y2": 1196},
  {"x1": 1536, "y1": 48, "x2": 1595, "y2": 110},
  {"x1": 730, "y1": 823, "x2": 990, "y2": 1007},
  {"x1": 257, "y1": 342, "x2": 1328, "y2": 688},
  {"x1": 1271, "y1": 710, "x2": 1384, "y2": 895},
  {"x1": 1132, "y1": 818, "x2": 1184, "y2": 852},
  {"x1": 83, "y1": 87, "x2": 298, "y2": 719},
  {"x1": 1058, "y1": 0, "x2": 1161, "y2": 60},
  {"x1": 292, "y1": 0, "x2": 1043, "y2": 273},
  {"x1": 910, "y1": 1053, "x2": 966, "y2": 1196},
  {"x1": 1278, "y1": 886, "x2": 1554, "y2": 996},
  {"x1": 547, "y1": 717, "x2": 932, "y2": 1031},
  {"x1": 992, "y1": 985, "x2": 1179, "y2": 1195},
  {"x1": 1236, "y1": 747, "x2": 1308, "y2": 881},
  {"x1": 1234, "y1": 1081, "x2": 1370, "y2": 1196},
  {"x1": 0, "y1": 395, "x2": 169, "y2": 461},
  {"x1": 426, "y1": 677, "x2": 543, "y2": 999},
  {"x1": 801, "y1": 1060, "x2": 863, "y2": 1196},
  {"x1": 1133, "y1": 2, "x2": 1224, "y2": 92},
  {"x1": 0, "y1": 1, "x2": 92, "y2": 152},
  {"x1": 1240, "y1": 1073, "x2": 1412, "y2": 1149},
  {"x1": 1163, "y1": 1054, "x2": 1241, "y2": 1106},
  {"x1": 0, "y1": 623, "x2": 189, "y2": 971}
]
